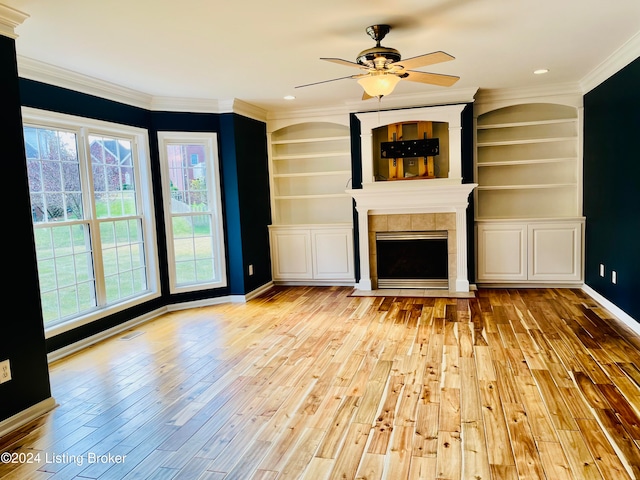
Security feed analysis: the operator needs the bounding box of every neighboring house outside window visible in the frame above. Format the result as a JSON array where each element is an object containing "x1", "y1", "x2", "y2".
[
  {"x1": 22, "y1": 108, "x2": 159, "y2": 336},
  {"x1": 158, "y1": 132, "x2": 227, "y2": 293}
]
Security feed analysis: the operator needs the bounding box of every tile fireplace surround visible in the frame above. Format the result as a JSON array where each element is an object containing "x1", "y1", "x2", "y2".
[{"x1": 348, "y1": 104, "x2": 477, "y2": 293}]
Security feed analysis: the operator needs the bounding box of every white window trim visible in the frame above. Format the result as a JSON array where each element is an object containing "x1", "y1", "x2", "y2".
[
  {"x1": 21, "y1": 107, "x2": 161, "y2": 338},
  {"x1": 158, "y1": 131, "x2": 227, "y2": 294}
]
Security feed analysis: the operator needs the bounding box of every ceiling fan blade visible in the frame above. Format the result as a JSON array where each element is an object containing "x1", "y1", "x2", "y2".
[
  {"x1": 320, "y1": 57, "x2": 364, "y2": 69},
  {"x1": 295, "y1": 75, "x2": 358, "y2": 89},
  {"x1": 403, "y1": 70, "x2": 460, "y2": 87},
  {"x1": 393, "y1": 51, "x2": 455, "y2": 71}
]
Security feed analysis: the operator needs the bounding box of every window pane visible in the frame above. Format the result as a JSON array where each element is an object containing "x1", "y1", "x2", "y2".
[
  {"x1": 167, "y1": 144, "x2": 209, "y2": 213},
  {"x1": 25, "y1": 127, "x2": 83, "y2": 223},
  {"x1": 33, "y1": 224, "x2": 96, "y2": 325},
  {"x1": 100, "y1": 219, "x2": 147, "y2": 303},
  {"x1": 171, "y1": 215, "x2": 217, "y2": 286},
  {"x1": 90, "y1": 135, "x2": 137, "y2": 219}
]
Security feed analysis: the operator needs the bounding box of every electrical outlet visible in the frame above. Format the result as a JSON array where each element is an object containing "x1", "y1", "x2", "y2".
[
  {"x1": 612, "y1": 271, "x2": 617, "y2": 284},
  {"x1": 0, "y1": 359, "x2": 11, "y2": 384},
  {"x1": 248, "y1": 264, "x2": 254, "y2": 276},
  {"x1": 599, "y1": 264, "x2": 605, "y2": 277}
]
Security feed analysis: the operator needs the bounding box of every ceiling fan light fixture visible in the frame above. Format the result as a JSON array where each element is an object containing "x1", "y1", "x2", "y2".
[{"x1": 357, "y1": 73, "x2": 400, "y2": 97}]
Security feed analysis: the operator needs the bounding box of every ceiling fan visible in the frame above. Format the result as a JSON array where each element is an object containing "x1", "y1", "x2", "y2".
[{"x1": 296, "y1": 24, "x2": 460, "y2": 100}]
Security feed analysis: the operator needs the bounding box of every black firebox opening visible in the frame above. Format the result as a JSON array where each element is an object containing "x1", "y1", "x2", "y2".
[{"x1": 377, "y1": 238, "x2": 448, "y2": 280}]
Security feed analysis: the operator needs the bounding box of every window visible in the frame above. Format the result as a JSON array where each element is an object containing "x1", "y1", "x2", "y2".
[
  {"x1": 23, "y1": 108, "x2": 159, "y2": 335},
  {"x1": 158, "y1": 132, "x2": 226, "y2": 293}
]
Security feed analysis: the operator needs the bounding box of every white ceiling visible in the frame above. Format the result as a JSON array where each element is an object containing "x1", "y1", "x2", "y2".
[{"x1": 4, "y1": 0, "x2": 640, "y2": 114}]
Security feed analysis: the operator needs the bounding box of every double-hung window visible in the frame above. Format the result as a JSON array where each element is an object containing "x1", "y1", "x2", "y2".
[
  {"x1": 158, "y1": 132, "x2": 226, "y2": 293},
  {"x1": 23, "y1": 108, "x2": 159, "y2": 335}
]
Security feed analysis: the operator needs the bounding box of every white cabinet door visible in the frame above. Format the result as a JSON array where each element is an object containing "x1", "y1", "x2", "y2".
[
  {"x1": 312, "y1": 229, "x2": 354, "y2": 280},
  {"x1": 270, "y1": 229, "x2": 312, "y2": 280},
  {"x1": 477, "y1": 223, "x2": 527, "y2": 281},
  {"x1": 528, "y1": 222, "x2": 582, "y2": 281}
]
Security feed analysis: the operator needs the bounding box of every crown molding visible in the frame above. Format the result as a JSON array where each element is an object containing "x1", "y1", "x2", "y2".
[
  {"x1": 266, "y1": 104, "x2": 352, "y2": 122},
  {"x1": 18, "y1": 56, "x2": 154, "y2": 109},
  {"x1": 473, "y1": 83, "x2": 583, "y2": 114},
  {"x1": 580, "y1": 31, "x2": 640, "y2": 93},
  {"x1": 151, "y1": 97, "x2": 267, "y2": 121},
  {"x1": 266, "y1": 86, "x2": 479, "y2": 122},
  {"x1": 0, "y1": 4, "x2": 29, "y2": 39},
  {"x1": 150, "y1": 96, "x2": 221, "y2": 113},
  {"x1": 17, "y1": 56, "x2": 267, "y2": 120},
  {"x1": 217, "y1": 98, "x2": 268, "y2": 122}
]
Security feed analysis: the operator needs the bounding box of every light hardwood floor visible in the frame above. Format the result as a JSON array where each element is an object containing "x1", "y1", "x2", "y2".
[{"x1": 1, "y1": 287, "x2": 639, "y2": 479}]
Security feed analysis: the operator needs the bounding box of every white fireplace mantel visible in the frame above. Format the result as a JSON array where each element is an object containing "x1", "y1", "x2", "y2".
[
  {"x1": 348, "y1": 103, "x2": 477, "y2": 293},
  {"x1": 348, "y1": 182, "x2": 476, "y2": 292}
]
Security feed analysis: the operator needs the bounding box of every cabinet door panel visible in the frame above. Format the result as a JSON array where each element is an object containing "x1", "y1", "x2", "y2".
[
  {"x1": 271, "y1": 231, "x2": 312, "y2": 280},
  {"x1": 528, "y1": 223, "x2": 582, "y2": 281},
  {"x1": 312, "y1": 229, "x2": 354, "y2": 280},
  {"x1": 477, "y1": 224, "x2": 527, "y2": 281}
]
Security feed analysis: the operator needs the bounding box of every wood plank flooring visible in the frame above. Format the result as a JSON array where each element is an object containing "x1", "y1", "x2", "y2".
[{"x1": 1, "y1": 287, "x2": 639, "y2": 479}]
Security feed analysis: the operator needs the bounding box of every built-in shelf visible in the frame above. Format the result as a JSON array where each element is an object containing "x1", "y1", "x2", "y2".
[
  {"x1": 476, "y1": 183, "x2": 577, "y2": 190},
  {"x1": 477, "y1": 157, "x2": 575, "y2": 167},
  {"x1": 272, "y1": 152, "x2": 349, "y2": 160},
  {"x1": 274, "y1": 193, "x2": 351, "y2": 200},
  {"x1": 477, "y1": 136, "x2": 576, "y2": 147},
  {"x1": 271, "y1": 135, "x2": 350, "y2": 145},
  {"x1": 273, "y1": 170, "x2": 351, "y2": 178}
]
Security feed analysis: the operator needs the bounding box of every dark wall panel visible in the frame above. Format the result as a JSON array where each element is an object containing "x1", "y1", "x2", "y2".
[
  {"x1": 19, "y1": 79, "x2": 150, "y2": 128},
  {"x1": 0, "y1": 37, "x2": 51, "y2": 422},
  {"x1": 231, "y1": 114, "x2": 273, "y2": 292},
  {"x1": 218, "y1": 114, "x2": 244, "y2": 294},
  {"x1": 584, "y1": 58, "x2": 640, "y2": 322}
]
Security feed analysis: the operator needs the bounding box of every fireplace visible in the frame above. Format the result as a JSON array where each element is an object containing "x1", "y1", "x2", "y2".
[
  {"x1": 347, "y1": 102, "x2": 477, "y2": 293},
  {"x1": 376, "y1": 231, "x2": 448, "y2": 289}
]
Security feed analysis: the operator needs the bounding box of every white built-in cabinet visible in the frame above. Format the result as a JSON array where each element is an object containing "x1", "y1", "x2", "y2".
[
  {"x1": 267, "y1": 116, "x2": 354, "y2": 284},
  {"x1": 474, "y1": 99, "x2": 585, "y2": 285},
  {"x1": 476, "y1": 219, "x2": 584, "y2": 283}
]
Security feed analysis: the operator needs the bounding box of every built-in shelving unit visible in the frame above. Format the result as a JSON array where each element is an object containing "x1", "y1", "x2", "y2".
[
  {"x1": 267, "y1": 118, "x2": 354, "y2": 284},
  {"x1": 474, "y1": 100, "x2": 585, "y2": 284},
  {"x1": 270, "y1": 122, "x2": 352, "y2": 225},
  {"x1": 475, "y1": 103, "x2": 580, "y2": 219}
]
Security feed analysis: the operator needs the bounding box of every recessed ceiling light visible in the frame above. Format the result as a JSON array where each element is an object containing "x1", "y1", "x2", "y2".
[
  {"x1": 534, "y1": 69, "x2": 549, "y2": 75},
  {"x1": 284, "y1": 95, "x2": 296, "y2": 100}
]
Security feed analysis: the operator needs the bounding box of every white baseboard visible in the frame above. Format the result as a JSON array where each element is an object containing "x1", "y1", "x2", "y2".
[
  {"x1": 244, "y1": 281, "x2": 275, "y2": 300},
  {"x1": 47, "y1": 307, "x2": 167, "y2": 363},
  {"x1": 166, "y1": 282, "x2": 275, "y2": 311},
  {"x1": 0, "y1": 397, "x2": 57, "y2": 439},
  {"x1": 581, "y1": 285, "x2": 639, "y2": 336}
]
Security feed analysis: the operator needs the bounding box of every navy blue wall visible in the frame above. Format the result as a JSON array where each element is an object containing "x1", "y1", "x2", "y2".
[
  {"x1": 584, "y1": 58, "x2": 640, "y2": 322},
  {"x1": 0, "y1": 37, "x2": 51, "y2": 423},
  {"x1": 223, "y1": 114, "x2": 272, "y2": 293}
]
